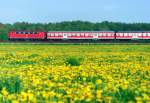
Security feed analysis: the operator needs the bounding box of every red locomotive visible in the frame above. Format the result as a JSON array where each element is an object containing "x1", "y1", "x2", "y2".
[{"x1": 8, "y1": 31, "x2": 46, "y2": 40}]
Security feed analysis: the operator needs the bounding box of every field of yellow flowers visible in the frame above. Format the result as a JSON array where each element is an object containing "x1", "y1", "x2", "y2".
[{"x1": 0, "y1": 44, "x2": 149, "y2": 103}]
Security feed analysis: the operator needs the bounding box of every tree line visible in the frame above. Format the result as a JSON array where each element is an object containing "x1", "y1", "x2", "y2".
[{"x1": 0, "y1": 21, "x2": 150, "y2": 41}]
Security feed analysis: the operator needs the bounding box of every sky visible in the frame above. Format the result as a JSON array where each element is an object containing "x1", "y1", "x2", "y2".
[{"x1": 0, "y1": 0, "x2": 150, "y2": 23}]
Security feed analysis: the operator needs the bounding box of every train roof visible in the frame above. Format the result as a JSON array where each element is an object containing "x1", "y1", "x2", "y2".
[
  {"x1": 117, "y1": 31, "x2": 150, "y2": 33},
  {"x1": 10, "y1": 30, "x2": 46, "y2": 32},
  {"x1": 47, "y1": 31, "x2": 114, "y2": 33}
]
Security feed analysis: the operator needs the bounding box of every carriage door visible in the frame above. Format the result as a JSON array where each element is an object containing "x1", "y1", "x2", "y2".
[
  {"x1": 132, "y1": 33, "x2": 138, "y2": 39},
  {"x1": 93, "y1": 33, "x2": 98, "y2": 39},
  {"x1": 63, "y1": 33, "x2": 67, "y2": 39}
]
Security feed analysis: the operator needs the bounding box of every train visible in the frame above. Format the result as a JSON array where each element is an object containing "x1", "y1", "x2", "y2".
[{"x1": 8, "y1": 31, "x2": 150, "y2": 42}]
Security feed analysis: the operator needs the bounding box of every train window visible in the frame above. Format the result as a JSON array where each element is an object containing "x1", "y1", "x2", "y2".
[
  {"x1": 70, "y1": 33, "x2": 73, "y2": 36},
  {"x1": 72, "y1": 33, "x2": 75, "y2": 36},
  {"x1": 67, "y1": 33, "x2": 69, "y2": 36},
  {"x1": 67, "y1": 33, "x2": 71, "y2": 36},
  {"x1": 89, "y1": 33, "x2": 92, "y2": 36},
  {"x1": 119, "y1": 33, "x2": 122, "y2": 36},
  {"x1": 55, "y1": 33, "x2": 58, "y2": 36},
  {"x1": 58, "y1": 33, "x2": 61, "y2": 36},
  {"x1": 128, "y1": 33, "x2": 132, "y2": 36},
  {"x1": 100, "y1": 33, "x2": 103, "y2": 36},
  {"x1": 94, "y1": 34, "x2": 97, "y2": 36},
  {"x1": 134, "y1": 33, "x2": 137, "y2": 36},
  {"x1": 88, "y1": 34, "x2": 91, "y2": 36},
  {"x1": 107, "y1": 33, "x2": 111, "y2": 36},
  {"x1": 138, "y1": 33, "x2": 142, "y2": 36},
  {"x1": 25, "y1": 32, "x2": 28, "y2": 34},
  {"x1": 143, "y1": 33, "x2": 146, "y2": 36},
  {"x1": 85, "y1": 33, "x2": 89, "y2": 36},
  {"x1": 124, "y1": 33, "x2": 127, "y2": 36},
  {"x1": 103, "y1": 33, "x2": 106, "y2": 36},
  {"x1": 116, "y1": 33, "x2": 119, "y2": 36},
  {"x1": 80, "y1": 33, "x2": 86, "y2": 36},
  {"x1": 51, "y1": 33, "x2": 54, "y2": 36},
  {"x1": 81, "y1": 33, "x2": 84, "y2": 36},
  {"x1": 77, "y1": 33, "x2": 80, "y2": 36}
]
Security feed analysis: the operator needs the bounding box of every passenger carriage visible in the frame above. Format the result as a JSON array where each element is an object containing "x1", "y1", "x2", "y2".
[
  {"x1": 116, "y1": 31, "x2": 144, "y2": 39},
  {"x1": 47, "y1": 31, "x2": 115, "y2": 39}
]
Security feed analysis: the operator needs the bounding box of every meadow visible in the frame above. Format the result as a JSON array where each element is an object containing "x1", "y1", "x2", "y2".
[{"x1": 0, "y1": 44, "x2": 149, "y2": 103}]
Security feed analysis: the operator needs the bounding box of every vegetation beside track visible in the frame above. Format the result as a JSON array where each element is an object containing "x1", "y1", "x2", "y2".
[{"x1": 0, "y1": 44, "x2": 149, "y2": 102}]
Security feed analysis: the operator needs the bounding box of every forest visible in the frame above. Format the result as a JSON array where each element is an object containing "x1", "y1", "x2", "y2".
[{"x1": 0, "y1": 21, "x2": 150, "y2": 41}]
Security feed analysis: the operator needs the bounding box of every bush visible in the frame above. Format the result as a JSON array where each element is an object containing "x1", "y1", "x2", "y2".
[
  {"x1": 0, "y1": 76, "x2": 22, "y2": 94},
  {"x1": 113, "y1": 88, "x2": 136, "y2": 102},
  {"x1": 65, "y1": 57, "x2": 81, "y2": 66}
]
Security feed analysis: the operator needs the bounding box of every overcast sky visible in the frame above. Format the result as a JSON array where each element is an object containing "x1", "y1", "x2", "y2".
[{"x1": 0, "y1": 0, "x2": 149, "y2": 23}]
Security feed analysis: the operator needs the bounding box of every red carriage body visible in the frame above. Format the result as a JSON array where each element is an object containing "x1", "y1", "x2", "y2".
[{"x1": 8, "y1": 31, "x2": 46, "y2": 40}]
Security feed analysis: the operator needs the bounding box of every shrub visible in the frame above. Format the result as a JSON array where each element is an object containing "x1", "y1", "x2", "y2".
[
  {"x1": 0, "y1": 76, "x2": 22, "y2": 94},
  {"x1": 65, "y1": 57, "x2": 81, "y2": 66},
  {"x1": 113, "y1": 88, "x2": 136, "y2": 102}
]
